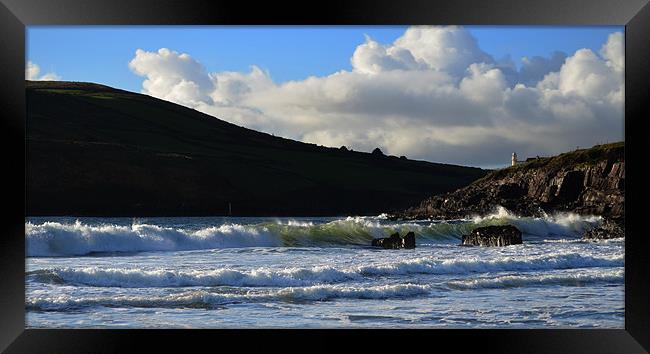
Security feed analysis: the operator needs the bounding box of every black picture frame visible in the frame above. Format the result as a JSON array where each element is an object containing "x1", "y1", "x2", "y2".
[{"x1": 1, "y1": 0, "x2": 648, "y2": 352}]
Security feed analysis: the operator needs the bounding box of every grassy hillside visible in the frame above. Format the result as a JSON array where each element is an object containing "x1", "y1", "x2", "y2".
[{"x1": 26, "y1": 81, "x2": 487, "y2": 216}]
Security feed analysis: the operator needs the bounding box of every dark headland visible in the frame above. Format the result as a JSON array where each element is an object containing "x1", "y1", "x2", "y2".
[
  {"x1": 391, "y1": 142, "x2": 625, "y2": 237},
  {"x1": 26, "y1": 81, "x2": 487, "y2": 217}
]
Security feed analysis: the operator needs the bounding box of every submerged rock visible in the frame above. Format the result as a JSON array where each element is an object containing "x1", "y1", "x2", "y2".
[
  {"x1": 371, "y1": 231, "x2": 416, "y2": 249},
  {"x1": 462, "y1": 225, "x2": 522, "y2": 247},
  {"x1": 583, "y1": 219, "x2": 625, "y2": 240}
]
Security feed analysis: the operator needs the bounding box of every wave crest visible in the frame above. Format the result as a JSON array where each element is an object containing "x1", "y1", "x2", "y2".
[
  {"x1": 28, "y1": 251, "x2": 623, "y2": 288},
  {"x1": 27, "y1": 283, "x2": 431, "y2": 311},
  {"x1": 446, "y1": 269, "x2": 624, "y2": 289},
  {"x1": 26, "y1": 210, "x2": 603, "y2": 256},
  {"x1": 26, "y1": 220, "x2": 281, "y2": 257}
]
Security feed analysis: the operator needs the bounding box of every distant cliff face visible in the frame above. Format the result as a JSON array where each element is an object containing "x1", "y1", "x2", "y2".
[{"x1": 395, "y1": 143, "x2": 624, "y2": 226}]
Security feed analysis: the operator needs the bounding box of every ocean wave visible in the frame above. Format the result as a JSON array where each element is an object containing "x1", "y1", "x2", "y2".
[
  {"x1": 446, "y1": 269, "x2": 624, "y2": 290},
  {"x1": 355, "y1": 252, "x2": 622, "y2": 276},
  {"x1": 26, "y1": 210, "x2": 603, "y2": 256},
  {"x1": 28, "y1": 266, "x2": 360, "y2": 288},
  {"x1": 26, "y1": 221, "x2": 281, "y2": 257},
  {"x1": 26, "y1": 283, "x2": 431, "y2": 311},
  {"x1": 470, "y1": 206, "x2": 602, "y2": 238},
  {"x1": 26, "y1": 267, "x2": 625, "y2": 311},
  {"x1": 28, "y1": 252, "x2": 623, "y2": 288}
]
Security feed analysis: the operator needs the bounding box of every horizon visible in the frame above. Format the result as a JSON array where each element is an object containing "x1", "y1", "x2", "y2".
[{"x1": 26, "y1": 25, "x2": 625, "y2": 168}]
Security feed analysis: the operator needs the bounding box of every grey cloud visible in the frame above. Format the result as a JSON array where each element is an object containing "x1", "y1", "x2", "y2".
[{"x1": 519, "y1": 51, "x2": 568, "y2": 86}]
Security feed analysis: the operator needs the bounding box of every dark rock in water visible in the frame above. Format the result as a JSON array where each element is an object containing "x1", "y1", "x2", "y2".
[
  {"x1": 371, "y1": 232, "x2": 416, "y2": 249},
  {"x1": 403, "y1": 231, "x2": 416, "y2": 249},
  {"x1": 381, "y1": 232, "x2": 402, "y2": 249},
  {"x1": 583, "y1": 219, "x2": 625, "y2": 240},
  {"x1": 462, "y1": 225, "x2": 522, "y2": 247}
]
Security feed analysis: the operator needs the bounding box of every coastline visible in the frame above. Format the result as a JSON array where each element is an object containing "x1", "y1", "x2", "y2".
[{"x1": 389, "y1": 142, "x2": 624, "y2": 239}]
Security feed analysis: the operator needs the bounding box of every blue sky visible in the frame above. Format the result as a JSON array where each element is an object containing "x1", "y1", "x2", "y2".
[
  {"x1": 26, "y1": 26, "x2": 624, "y2": 167},
  {"x1": 27, "y1": 26, "x2": 621, "y2": 93}
]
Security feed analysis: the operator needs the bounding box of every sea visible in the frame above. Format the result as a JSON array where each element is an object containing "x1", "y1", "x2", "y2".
[{"x1": 25, "y1": 207, "x2": 624, "y2": 328}]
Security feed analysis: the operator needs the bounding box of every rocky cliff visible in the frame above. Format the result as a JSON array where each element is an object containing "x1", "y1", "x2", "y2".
[{"x1": 393, "y1": 142, "x2": 624, "y2": 229}]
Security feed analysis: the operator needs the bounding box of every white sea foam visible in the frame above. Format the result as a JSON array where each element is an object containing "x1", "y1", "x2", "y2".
[
  {"x1": 471, "y1": 206, "x2": 602, "y2": 237},
  {"x1": 26, "y1": 267, "x2": 625, "y2": 311},
  {"x1": 277, "y1": 283, "x2": 431, "y2": 301},
  {"x1": 29, "y1": 251, "x2": 623, "y2": 288},
  {"x1": 26, "y1": 221, "x2": 281, "y2": 257},
  {"x1": 276, "y1": 220, "x2": 315, "y2": 227},
  {"x1": 29, "y1": 266, "x2": 360, "y2": 288},
  {"x1": 446, "y1": 268, "x2": 624, "y2": 290},
  {"x1": 355, "y1": 252, "x2": 623, "y2": 276},
  {"x1": 26, "y1": 283, "x2": 432, "y2": 311},
  {"x1": 25, "y1": 219, "x2": 431, "y2": 256},
  {"x1": 25, "y1": 210, "x2": 605, "y2": 256}
]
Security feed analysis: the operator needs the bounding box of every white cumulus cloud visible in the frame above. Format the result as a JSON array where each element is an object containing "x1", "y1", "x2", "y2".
[
  {"x1": 351, "y1": 35, "x2": 421, "y2": 74},
  {"x1": 393, "y1": 26, "x2": 494, "y2": 78},
  {"x1": 129, "y1": 27, "x2": 624, "y2": 168},
  {"x1": 26, "y1": 61, "x2": 61, "y2": 81},
  {"x1": 129, "y1": 48, "x2": 215, "y2": 107}
]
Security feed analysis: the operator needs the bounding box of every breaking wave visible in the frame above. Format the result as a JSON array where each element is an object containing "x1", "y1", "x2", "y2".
[
  {"x1": 27, "y1": 283, "x2": 432, "y2": 311},
  {"x1": 28, "y1": 265, "x2": 359, "y2": 288},
  {"x1": 28, "y1": 251, "x2": 623, "y2": 288},
  {"x1": 26, "y1": 221, "x2": 282, "y2": 257},
  {"x1": 471, "y1": 206, "x2": 602, "y2": 237},
  {"x1": 26, "y1": 209, "x2": 602, "y2": 257},
  {"x1": 27, "y1": 268, "x2": 623, "y2": 311},
  {"x1": 446, "y1": 268, "x2": 624, "y2": 289}
]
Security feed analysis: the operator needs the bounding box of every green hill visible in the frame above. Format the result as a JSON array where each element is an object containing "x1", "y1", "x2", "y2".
[{"x1": 26, "y1": 81, "x2": 487, "y2": 216}]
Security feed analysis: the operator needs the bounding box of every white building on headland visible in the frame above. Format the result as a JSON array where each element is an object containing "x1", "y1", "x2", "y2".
[{"x1": 512, "y1": 152, "x2": 543, "y2": 166}]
